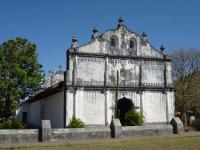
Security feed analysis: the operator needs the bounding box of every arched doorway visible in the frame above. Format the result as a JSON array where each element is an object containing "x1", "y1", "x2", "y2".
[{"x1": 117, "y1": 97, "x2": 134, "y2": 125}]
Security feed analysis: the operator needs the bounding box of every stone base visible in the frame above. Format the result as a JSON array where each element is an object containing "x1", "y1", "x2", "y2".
[
  {"x1": 110, "y1": 119, "x2": 122, "y2": 138},
  {"x1": 170, "y1": 117, "x2": 184, "y2": 134},
  {"x1": 122, "y1": 124, "x2": 173, "y2": 137}
]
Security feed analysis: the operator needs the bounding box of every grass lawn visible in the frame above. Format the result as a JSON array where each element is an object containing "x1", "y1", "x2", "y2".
[{"x1": 1, "y1": 136, "x2": 200, "y2": 150}]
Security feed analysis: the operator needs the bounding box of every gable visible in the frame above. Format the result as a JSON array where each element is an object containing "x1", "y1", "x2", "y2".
[{"x1": 76, "y1": 25, "x2": 164, "y2": 58}]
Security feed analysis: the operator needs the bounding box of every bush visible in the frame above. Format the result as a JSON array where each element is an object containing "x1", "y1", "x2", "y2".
[
  {"x1": 0, "y1": 119, "x2": 25, "y2": 129},
  {"x1": 124, "y1": 109, "x2": 144, "y2": 126},
  {"x1": 68, "y1": 116, "x2": 85, "y2": 128},
  {"x1": 11, "y1": 119, "x2": 25, "y2": 129}
]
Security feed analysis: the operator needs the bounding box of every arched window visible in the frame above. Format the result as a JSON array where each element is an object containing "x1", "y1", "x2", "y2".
[
  {"x1": 129, "y1": 38, "x2": 136, "y2": 54},
  {"x1": 130, "y1": 40, "x2": 134, "y2": 48},
  {"x1": 111, "y1": 38, "x2": 116, "y2": 46},
  {"x1": 110, "y1": 36, "x2": 118, "y2": 48}
]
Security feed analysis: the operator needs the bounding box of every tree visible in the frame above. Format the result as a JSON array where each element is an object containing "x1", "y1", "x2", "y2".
[
  {"x1": 171, "y1": 48, "x2": 200, "y2": 125},
  {"x1": 0, "y1": 37, "x2": 44, "y2": 120}
]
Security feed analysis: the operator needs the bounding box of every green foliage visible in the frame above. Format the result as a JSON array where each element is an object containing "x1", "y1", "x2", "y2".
[
  {"x1": 0, "y1": 37, "x2": 44, "y2": 119},
  {"x1": 124, "y1": 109, "x2": 144, "y2": 126},
  {"x1": 0, "y1": 119, "x2": 25, "y2": 129},
  {"x1": 68, "y1": 116, "x2": 85, "y2": 128}
]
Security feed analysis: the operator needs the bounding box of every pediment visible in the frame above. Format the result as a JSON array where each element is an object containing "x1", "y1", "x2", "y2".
[{"x1": 73, "y1": 22, "x2": 164, "y2": 58}]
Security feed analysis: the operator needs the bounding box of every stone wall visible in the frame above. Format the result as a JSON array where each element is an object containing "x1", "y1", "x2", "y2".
[
  {"x1": 122, "y1": 124, "x2": 173, "y2": 137},
  {"x1": 0, "y1": 121, "x2": 174, "y2": 144},
  {"x1": 51, "y1": 128, "x2": 111, "y2": 140},
  {"x1": 0, "y1": 129, "x2": 39, "y2": 144}
]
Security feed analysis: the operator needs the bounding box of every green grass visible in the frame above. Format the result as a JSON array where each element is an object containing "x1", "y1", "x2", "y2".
[{"x1": 1, "y1": 136, "x2": 200, "y2": 150}]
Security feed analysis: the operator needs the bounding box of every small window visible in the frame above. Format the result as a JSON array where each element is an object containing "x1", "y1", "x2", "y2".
[
  {"x1": 130, "y1": 40, "x2": 134, "y2": 48},
  {"x1": 129, "y1": 39, "x2": 136, "y2": 54},
  {"x1": 111, "y1": 38, "x2": 117, "y2": 46}
]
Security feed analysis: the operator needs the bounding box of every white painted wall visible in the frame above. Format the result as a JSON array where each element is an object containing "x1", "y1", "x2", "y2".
[
  {"x1": 107, "y1": 59, "x2": 139, "y2": 86},
  {"x1": 167, "y1": 91, "x2": 175, "y2": 122},
  {"x1": 29, "y1": 101, "x2": 41, "y2": 127},
  {"x1": 16, "y1": 91, "x2": 64, "y2": 128},
  {"x1": 66, "y1": 89, "x2": 105, "y2": 125},
  {"x1": 142, "y1": 61, "x2": 164, "y2": 85},
  {"x1": 142, "y1": 91, "x2": 167, "y2": 123},
  {"x1": 16, "y1": 103, "x2": 30, "y2": 122},
  {"x1": 41, "y1": 92, "x2": 64, "y2": 128},
  {"x1": 76, "y1": 57, "x2": 105, "y2": 84}
]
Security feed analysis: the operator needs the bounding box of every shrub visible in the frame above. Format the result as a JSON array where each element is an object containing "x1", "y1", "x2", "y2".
[
  {"x1": 0, "y1": 119, "x2": 25, "y2": 129},
  {"x1": 0, "y1": 120, "x2": 11, "y2": 129},
  {"x1": 11, "y1": 119, "x2": 25, "y2": 129},
  {"x1": 68, "y1": 116, "x2": 85, "y2": 128},
  {"x1": 124, "y1": 109, "x2": 144, "y2": 126}
]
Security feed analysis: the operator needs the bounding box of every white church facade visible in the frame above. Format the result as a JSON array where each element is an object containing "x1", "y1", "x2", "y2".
[{"x1": 16, "y1": 18, "x2": 175, "y2": 128}]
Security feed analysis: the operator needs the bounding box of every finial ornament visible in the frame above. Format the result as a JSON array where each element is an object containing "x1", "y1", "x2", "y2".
[
  {"x1": 72, "y1": 36, "x2": 77, "y2": 43},
  {"x1": 141, "y1": 32, "x2": 148, "y2": 44},
  {"x1": 160, "y1": 44, "x2": 165, "y2": 53},
  {"x1": 71, "y1": 36, "x2": 78, "y2": 48},
  {"x1": 117, "y1": 17, "x2": 125, "y2": 28},
  {"x1": 91, "y1": 27, "x2": 98, "y2": 39},
  {"x1": 142, "y1": 32, "x2": 147, "y2": 37},
  {"x1": 93, "y1": 27, "x2": 98, "y2": 33},
  {"x1": 59, "y1": 65, "x2": 62, "y2": 69}
]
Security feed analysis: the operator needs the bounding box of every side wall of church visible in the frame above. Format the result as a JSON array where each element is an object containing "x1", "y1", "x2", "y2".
[
  {"x1": 16, "y1": 101, "x2": 41, "y2": 127},
  {"x1": 40, "y1": 92, "x2": 64, "y2": 128},
  {"x1": 17, "y1": 92, "x2": 64, "y2": 128}
]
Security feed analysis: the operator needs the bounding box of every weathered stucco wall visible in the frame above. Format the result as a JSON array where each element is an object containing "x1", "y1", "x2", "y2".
[
  {"x1": 66, "y1": 89, "x2": 173, "y2": 125},
  {"x1": 167, "y1": 91, "x2": 175, "y2": 122},
  {"x1": 142, "y1": 61, "x2": 164, "y2": 86},
  {"x1": 107, "y1": 59, "x2": 139, "y2": 86},
  {"x1": 76, "y1": 57, "x2": 105, "y2": 84},
  {"x1": 17, "y1": 92, "x2": 64, "y2": 128},
  {"x1": 41, "y1": 91, "x2": 64, "y2": 128},
  {"x1": 142, "y1": 91, "x2": 167, "y2": 123},
  {"x1": 66, "y1": 89, "x2": 106, "y2": 125}
]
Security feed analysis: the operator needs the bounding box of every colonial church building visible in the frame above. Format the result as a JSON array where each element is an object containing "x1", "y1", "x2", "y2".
[{"x1": 16, "y1": 18, "x2": 175, "y2": 128}]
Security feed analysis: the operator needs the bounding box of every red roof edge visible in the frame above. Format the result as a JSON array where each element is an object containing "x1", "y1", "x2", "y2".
[{"x1": 26, "y1": 81, "x2": 64, "y2": 103}]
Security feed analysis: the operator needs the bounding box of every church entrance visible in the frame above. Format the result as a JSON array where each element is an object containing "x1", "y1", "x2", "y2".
[{"x1": 117, "y1": 97, "x2": 134, "y2": 125}]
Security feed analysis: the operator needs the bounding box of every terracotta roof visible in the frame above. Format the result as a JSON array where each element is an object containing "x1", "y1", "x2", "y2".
[{"x1": 26, "y1": 81, "x2": 64, "y2": 103}]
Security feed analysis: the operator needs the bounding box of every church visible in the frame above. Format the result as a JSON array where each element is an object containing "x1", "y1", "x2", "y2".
[{"x1": 16, "y1": 18, "x2": 175, "y2": 128}]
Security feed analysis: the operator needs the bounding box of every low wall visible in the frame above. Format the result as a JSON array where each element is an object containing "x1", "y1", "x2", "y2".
[
  {"x1": 51, "y1": 127, "x2": 111, "y2": 140},
  {"x1": 0, "y1": 129, "x2": 39, "y2": 144},
  {"x1": 122, "y1": 124, "x2": 173, "y2": 137},
  {"x1": 0, "y1": 120, "x2": 175, "y2": 143}
]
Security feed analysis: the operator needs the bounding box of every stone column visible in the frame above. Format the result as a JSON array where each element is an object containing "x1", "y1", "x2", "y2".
[
  {"x1": 41, "y1": 120, "x2": 51, "y2": 142},
  {"x1": 104, "y1": 56, "x2": 108, "y2": 125},
  {"x1": 104, "y1": 57, "x2": 108, "y2": 86},
  {"x1": 140, "y1": 91, "x2": 143, "y2": 115},
  {"x1": 139, "y1": 58, "x2": 143, "y2": 115},
  {"x1": 65, "y1": 89, "x2": 69, "y2": 126},
  {"x1": 73, "y1": 88, "x2": 77, "y2": 117},
  {"x1": 104, "y1": 90, "x2": 108, "y2": 126},
  {"x1": 165, "y1": 92, "x2": 169, "y2": 123},
  {"x1": 163, "y1": 55, "x2": 169, "y2": 123},
  {"x1": 72, "y1": 55, "x2": 78, "y2": 85}
]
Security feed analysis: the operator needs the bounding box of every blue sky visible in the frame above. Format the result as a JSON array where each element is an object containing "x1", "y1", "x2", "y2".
[{"x1": 1, "y1": 0, "x2": 200, "y2": 74}]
